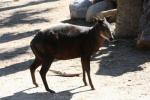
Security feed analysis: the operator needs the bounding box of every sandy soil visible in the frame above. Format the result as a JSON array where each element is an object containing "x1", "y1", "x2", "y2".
[{"x1": 0, "y1": 0, "x2": 150, "y2": 100}]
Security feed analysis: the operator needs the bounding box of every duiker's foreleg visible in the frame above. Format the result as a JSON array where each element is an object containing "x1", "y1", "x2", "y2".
[
  {"x1": 30, "y1": 58, "x2": 41, "y2": 87},
  {"x1": 40, "y1": 58, "x2": 55, "y2": 93},
  {"x1": 81, "y1": 56, "x2": 95, "y2": 90}
]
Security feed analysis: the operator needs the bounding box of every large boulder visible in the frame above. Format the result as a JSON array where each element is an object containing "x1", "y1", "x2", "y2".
[
  {"x1": 86, "y1": 0, "x2": 114, "y2": 22},
  {"x1": 69, "y1": 0, "x2": 92, "y2": 19},
  {"x1": 92, "y1": 0, "x2": 104, "y2": 4}
]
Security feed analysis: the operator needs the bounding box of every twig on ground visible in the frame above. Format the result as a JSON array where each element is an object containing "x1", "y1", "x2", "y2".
[{"x1": 49, "y1": 69, "x2": 82, "y2": 77}]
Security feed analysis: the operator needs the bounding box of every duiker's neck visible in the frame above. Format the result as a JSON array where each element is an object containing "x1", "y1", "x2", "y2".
[
  {"x1": 88, "y1": 25, "x2": 105, "y2": 47},
  {"x1": 89, "y1": 25, "x2": 99, "y2": 35}
]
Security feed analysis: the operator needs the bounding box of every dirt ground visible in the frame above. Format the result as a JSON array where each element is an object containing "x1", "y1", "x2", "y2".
[{"x1": 0, "y1": 0, "x2": 150, "y2": 100}]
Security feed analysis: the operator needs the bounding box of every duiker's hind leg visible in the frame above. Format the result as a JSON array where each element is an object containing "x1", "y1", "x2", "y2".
[
  {"x1": 81, "y1": 58, "x2": 87, "y2": 86},
  {"x1": 81, "y1": 56, "x2": 95, "y2": 90},
  {"x1": 30, "y1": 58, "x2": 41, "y2": 87},
  {"x1": 40, "y1": 58, "x2": 55, "y2": 93}
]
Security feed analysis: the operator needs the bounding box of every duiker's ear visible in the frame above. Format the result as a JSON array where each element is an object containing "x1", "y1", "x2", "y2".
[
  {"x1": 92, "y1": 16, "x2": 99, "y2": 23},
  {"x1": 98, "y1": 18, "x2": 104, "y2": 23},
  {"x1": 92, "y1": 16, "x2": 106, "y2": 24},
  {"x1": 98, "y1": 17, "x2": 110, "y2": 24},
  {"x1": 35, "y1": 29, "x2": 41, "y2": 34}
]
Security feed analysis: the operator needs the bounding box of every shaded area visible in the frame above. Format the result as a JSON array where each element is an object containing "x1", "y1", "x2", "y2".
[
  {"x1": 62, "y1": 19, "x2": 93, "y2": 27},
  {"x1": 0, "y1": 59, "x2": 33, "y2": 77},
  {"x1": 0, "y1": 0, "x2": 59, "y2": 12},
  {"x1": 0, "y1": 86, "x2": 90, "y2": 100},
  {"x1": 0, "y1": 89, "x2": 72, "y2": 100},
  {"x1": 0, "y1": 30, "x2": 38, "y2": 43},
  {"x1": 92, "y1": 40, "x2": 150, "y2": 76},
  {"x1": 0, "y1": 8, "x2": 54, "y2": 28},
  {"x1": 0, "y1": 44, "x2": 58, "y2": 77},
  {"x1": 0, "y1": 45, "x2": 30, "y2": 60},
  {"x1": 0, "y1": 45, "x2": 33, "y2": 77}
]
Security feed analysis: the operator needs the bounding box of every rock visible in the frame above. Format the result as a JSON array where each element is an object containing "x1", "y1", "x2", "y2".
[
  {"x1": 86, "y1": 0, "x2": 114, "y2": 22},
  {"x1": 69, "y1": 0, "x2": 92, "y2": 19},
  {"x1": 92, "y1": 0, "x2": 104, "y2": 4}
]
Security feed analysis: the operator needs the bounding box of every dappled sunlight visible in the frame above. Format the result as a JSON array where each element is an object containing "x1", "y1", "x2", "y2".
[
  {"x1": 0, "y1": 0, "x2": 59, "y2": 12},
  {"x1": 0, "y1": 59, "x2": 33, "y2": 77},
  {"x1": 0, "y1": 8, "x2": 54, "y2": 28},
  {"x1": 0, "y1": 85, "x2": 93, "y2": 100},
  {"x1": 0, "y1": 45, "x2": 29, "y2": 60},
  {"x1": 0, "y1": 30, "x2": 37, "y2": 44}
]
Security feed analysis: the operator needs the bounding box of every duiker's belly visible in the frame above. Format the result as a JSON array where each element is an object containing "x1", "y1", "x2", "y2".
[
  {"x1": 52, "y1": 39, "x2": 83, "y2": 60},
  {"x1": 55, "y1": 47, "x2": 81, "y2": 60}
]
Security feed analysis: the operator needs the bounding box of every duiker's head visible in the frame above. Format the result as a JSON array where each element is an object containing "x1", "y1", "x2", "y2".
[{"x1": 93, "y1": 17, "x2": 114, "y2": 41}]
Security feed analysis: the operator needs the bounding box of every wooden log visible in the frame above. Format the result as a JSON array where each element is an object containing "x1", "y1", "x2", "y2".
[
  {"x1": 95, "y1": 9, "x2": 117, "y2": 22},
  {"x1": 13, "y1": 0, "x2": 19, "y2": 1}
]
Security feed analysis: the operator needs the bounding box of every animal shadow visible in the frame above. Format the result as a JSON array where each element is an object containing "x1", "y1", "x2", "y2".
[
  {"x1": 92, "y1": 40, "x2": 150, "y2": 76},
  {"x1": 0, "y1": 86, "x2": 90, "y2": 100}
]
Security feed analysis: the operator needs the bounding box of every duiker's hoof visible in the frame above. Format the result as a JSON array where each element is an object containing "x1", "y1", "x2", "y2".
[
  {"x1": 47, "y1": 89, "x2": 56, "y2": 93},
  {"x1": 34, "y1": 83, "x2": 39, "y2": 87},
  {"x1": 91, "y1": 87, "x2": 95, "y2": 90},
  {"x1": 84, "y1": 83, "x2": 88, "y2": 86}
]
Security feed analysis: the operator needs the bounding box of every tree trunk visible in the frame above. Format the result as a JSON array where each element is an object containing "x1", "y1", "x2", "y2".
[
  {"x1": 116, "y1": 0, "x2": 143, "y2": 38},
  {"x1": 140, "y1": 0, "x2": 150, "y2": 34}
]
